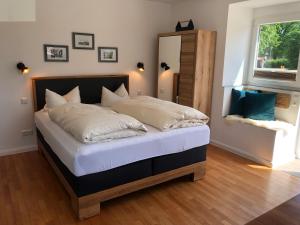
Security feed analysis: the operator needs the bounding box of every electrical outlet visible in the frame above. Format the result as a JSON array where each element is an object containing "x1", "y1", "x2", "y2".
[
  {"x1": 21, "y1": 129, "x2": 33, "y2": 136},
  {"x1": 137, "y1": 90, "x2": 142, "y2": 96},
  {"x1": 292, "y1": 95, "x2": 300, "y2": 106},
  {"x1": 160, "y1": 89, "x2": 165, "y2": 94},
  {"x1": 20, "y1": 97, "x2": 28, "y2": 104}
]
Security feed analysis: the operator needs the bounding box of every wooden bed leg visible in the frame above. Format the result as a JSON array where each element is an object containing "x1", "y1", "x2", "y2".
[
  {"x1": 78, "y1": 202, "x2": 100, "y2": 220},
  {"x1": 72, "y1": 197, "x2": 100, "y2": 220},
  {"x1": 192, "y1": 164, "x2": 206, "y2": 181},
  {"x1": 78, "y1": 203, "x2": 100, "y2": 220}
]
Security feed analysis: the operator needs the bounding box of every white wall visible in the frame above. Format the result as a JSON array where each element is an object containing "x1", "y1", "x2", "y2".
[
  {"x1": 223, "y1": 5, "x2": 253, "y2": 87},
  {"x1": 0, "y1": 0, "x2": 171, "y2": 155},
  {"x1": 254, "y1": 1, "x2": 300, "y2": 18},
  {"x1": 0, "y1": 0, "x2": 35, "y2": 21}
]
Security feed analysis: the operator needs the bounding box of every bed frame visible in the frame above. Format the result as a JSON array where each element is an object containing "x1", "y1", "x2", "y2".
[{"x1": 32, "y1": 75, "x2": 206, "y2": 220}]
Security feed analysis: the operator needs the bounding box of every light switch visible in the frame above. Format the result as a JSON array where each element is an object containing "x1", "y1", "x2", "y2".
[
  {"x1": 21, "y1": 129, "x2": 33, "y2": 136},
  {"x1": 20, "y1": 97, "x2": 28, "y2": 104}
]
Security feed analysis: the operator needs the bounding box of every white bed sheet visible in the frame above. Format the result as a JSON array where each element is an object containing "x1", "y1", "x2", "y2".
[{"x1": 35, "y1": 111, "x2": 210, "y2": 177}]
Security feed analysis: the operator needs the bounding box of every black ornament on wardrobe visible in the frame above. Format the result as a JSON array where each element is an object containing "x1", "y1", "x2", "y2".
[{"x1": 176, "y1": 19, "x2": 194, "y2": 32}]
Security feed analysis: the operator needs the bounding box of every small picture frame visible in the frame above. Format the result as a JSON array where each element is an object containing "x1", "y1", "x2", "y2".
[
  {"x1": 44, "y1": 44, "x2": 69, "y2": 62},
  {"x1": 72, "y1": 32, "x2": 95, "y2": 50},
  {"x1": 98, "y1": 47, "x2": 118, "y2": 63}
]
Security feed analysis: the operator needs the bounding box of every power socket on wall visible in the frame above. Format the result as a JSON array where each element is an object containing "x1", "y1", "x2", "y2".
[{"x1": 291, "y1": 95, "x2": 300, "y2": 106}]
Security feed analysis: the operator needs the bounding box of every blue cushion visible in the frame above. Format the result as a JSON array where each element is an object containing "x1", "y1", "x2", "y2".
[
  {"x1": 243, "y1": 92, "x2": 277, "y2": 121},
  {"x1": 229, "y1": 89, "x2": 258, "y2": 115}
]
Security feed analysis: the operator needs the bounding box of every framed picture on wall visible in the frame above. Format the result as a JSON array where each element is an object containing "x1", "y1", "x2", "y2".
[
  {"x1": 44, "y1": 44, "x2": 69, "y2": 62},
  {"x1": 72, "y1": 32, "x2": 95, "y2": 50},
  {"x1": 98, "y1": 47, "x2": 118, "y2": 63}
]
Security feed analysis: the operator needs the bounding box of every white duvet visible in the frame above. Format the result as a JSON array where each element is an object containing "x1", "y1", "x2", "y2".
[
  {"x1": 48, "y1": 103, "x2": 147, "y2": 143},
  {"x1": 111, "y1": 96, "x2": 209, "y2": 131}
]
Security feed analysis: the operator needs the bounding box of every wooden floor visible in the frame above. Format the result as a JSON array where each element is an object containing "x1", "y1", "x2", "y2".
[
  {"x1": 1, "y1": 145, "x2": 300, "y2": 225},
  {"x1": 246, "y1": 193, "x2": 300, "y2": 225}
]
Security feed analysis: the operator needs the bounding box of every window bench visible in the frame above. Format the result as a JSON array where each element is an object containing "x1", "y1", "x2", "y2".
[
  {"x1": 224, "y1": 115, "x2": 297, "y2": 167},
  {"x1": 225, "y1": 115, "x2": 295, "y2": 133}
]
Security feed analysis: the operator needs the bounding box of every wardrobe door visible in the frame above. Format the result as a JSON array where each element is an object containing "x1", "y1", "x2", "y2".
[
  {"x1": 178, "y1": 33, "x2": 196, "y2": 107},
  {"x1": 157, "y1": 36, "x2": 181, "y2": 101},
  {"x1": 194, "y1": 30, "x2": 216, "y2": 116}
]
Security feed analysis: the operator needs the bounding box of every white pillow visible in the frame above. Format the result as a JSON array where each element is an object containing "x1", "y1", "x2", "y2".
[
  {"x1": 64, "y1": 86, "x2": 81, "y2": 103},
  {"x1": 101, "y1": 84, "x2": 129, "y2": 107},
  {"x1": 101, "y1": 87, "x2": 123, "y2": 107},
  {"x1": 45, "y1": 86, "x2": 81, "y2": 109},
  {"x1": 115, "y1": 83, "x2": 129, "y2": 97}
]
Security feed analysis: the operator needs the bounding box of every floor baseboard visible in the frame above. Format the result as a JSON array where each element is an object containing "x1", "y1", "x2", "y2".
[
  {"x1": 210, "y1": 139, "x2": 272, "y2": 167},
  {"x1": 0, "y1": 145, "x2": 37, "y2": 157}
]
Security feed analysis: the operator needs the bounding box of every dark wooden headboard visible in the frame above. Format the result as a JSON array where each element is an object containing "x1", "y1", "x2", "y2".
[{"x1": 32, "y1": 75, "x2": 129, "y2": 111}]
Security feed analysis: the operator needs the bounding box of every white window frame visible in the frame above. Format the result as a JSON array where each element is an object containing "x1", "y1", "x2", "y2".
[{"x1": 247, "y1": 12, "x2": 300, "y2": 90}]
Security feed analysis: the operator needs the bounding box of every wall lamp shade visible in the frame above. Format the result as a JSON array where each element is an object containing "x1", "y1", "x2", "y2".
[
  {"x1": 161, "y1": 62, "x2": 170, "y2": 71},
  {"x1": 17, "y1": 62, "x2": 29, "y2": 74},
  {"x1": 137, "y1": 62, "x2": 144, "y2": 71}
]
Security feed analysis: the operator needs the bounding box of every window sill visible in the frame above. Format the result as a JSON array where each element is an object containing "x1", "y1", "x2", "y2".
[{"x1": 254, "y1": 69, "x2": 297, "y2": 81}]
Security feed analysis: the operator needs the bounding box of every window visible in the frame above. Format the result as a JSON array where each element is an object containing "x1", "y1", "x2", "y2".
[
  {"x1": 254, "y1": 21, "x2": 300, "y2": 81},
  {"x1": 248, "y1": 17, "x2": 300, "y2": 90}
]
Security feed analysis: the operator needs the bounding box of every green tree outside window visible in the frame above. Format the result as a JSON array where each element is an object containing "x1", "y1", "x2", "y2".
[{"x1": 258, "y1": 21, "x2": 300, "y2": 70}]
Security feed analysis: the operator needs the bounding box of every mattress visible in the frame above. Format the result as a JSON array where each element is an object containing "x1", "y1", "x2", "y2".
[{"x1": 35, "y1": 110, "x2": 210, "y2": 177}]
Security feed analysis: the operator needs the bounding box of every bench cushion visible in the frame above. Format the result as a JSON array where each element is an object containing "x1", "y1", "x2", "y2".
[
  {"x1": 244, "y1": 92, "x2": 276, "y2": 121},
  {"x1": 225, "y1": 115, "x2": 294, "y2": 134},
  {"x1": 229, "y1": 89, "x2": 258, "y2": 115}
]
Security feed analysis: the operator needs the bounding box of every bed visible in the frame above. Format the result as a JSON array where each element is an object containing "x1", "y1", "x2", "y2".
[{"x1": 32, "y1": 75, "x2": 209, "y2": 219}]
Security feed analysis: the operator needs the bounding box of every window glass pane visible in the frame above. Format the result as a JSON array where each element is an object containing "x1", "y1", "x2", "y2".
[{"x1": 255, "y1": 21, "x2": 300, "y2": 81}]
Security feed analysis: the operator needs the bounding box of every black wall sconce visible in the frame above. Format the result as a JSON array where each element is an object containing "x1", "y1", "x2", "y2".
[
  {"x1": 137, "y1": 62, "x2": 144, "y2": 72},
  {"x1": 161, "y1": 62, "x2": 170, "y2": 71},
  {"x1": 17, "y1": 62, "x2": 30, "y2": 74}
]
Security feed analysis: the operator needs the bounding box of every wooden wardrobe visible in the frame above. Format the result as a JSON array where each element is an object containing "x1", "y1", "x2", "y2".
[{"x1": 157, "y1": 30, "x2": 216, "y2": 116}]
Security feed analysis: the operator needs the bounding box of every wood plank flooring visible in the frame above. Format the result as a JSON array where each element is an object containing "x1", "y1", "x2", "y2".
[
  {"x1": 246, "y1": 193, "x2": 300, "y2": 225},
  {"x1": 1, "y1": 145, "x2": 300, "y2": 225}
]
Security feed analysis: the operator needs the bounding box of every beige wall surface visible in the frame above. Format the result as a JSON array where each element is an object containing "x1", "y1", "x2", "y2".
[
  {"x1": 0, "y1": 0, "x2": 171, "y2": 154},
  {"x1": 0, "y1": 0, "x2": 36, "y2": 21}
]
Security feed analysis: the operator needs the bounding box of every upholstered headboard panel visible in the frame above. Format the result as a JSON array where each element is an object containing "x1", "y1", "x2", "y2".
[{"x1": 32, "y1": 75, "x2": 129, "y2": 111}]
